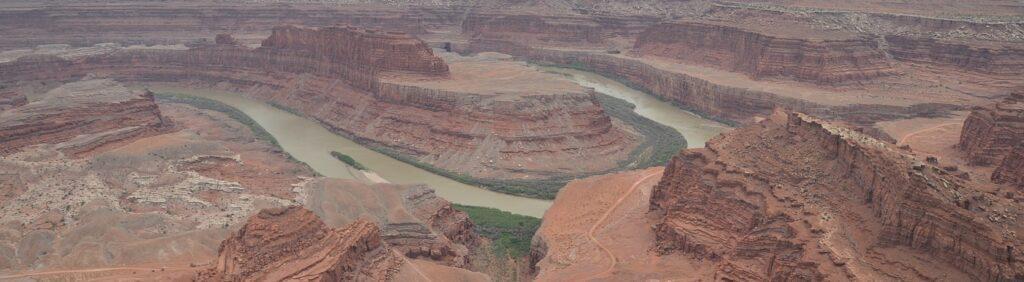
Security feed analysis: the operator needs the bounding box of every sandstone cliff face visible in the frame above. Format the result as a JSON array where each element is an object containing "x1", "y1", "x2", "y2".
[
  {"x1": 887, "y1": 35, "x2": 1024, "y2": 78},
  {"x1": 197, "y1": 206, "x2": 404, "y2": 281},
  {"x1": 461, "y1": 13, "x2": 655, "y2": 48},
  {"x1": 958, "y1": 93, "x2": 1024, "y2": 165},
  {"x1": 299, "y1": 179, "x2": 481, "y2": 268},
  {"x1": 650, "y1": 109, "x2": 1024, "y2": 280},
  {"x1": 261, "y1": 25, "x2": 449, "y2": 76},
  {"x1": 0, "y1": 89, "x2": 27, "y2": 111},
  {"x1": 635, "y1": 22, "x2": 895, "y2": 84},
  {"x1": 993, "y1": 144, "x2": 1024, "y2": 189},
  {"x1": 0, "y1": 79, "x2": 165, "y2": 156},
  {"x1": 0, "y1": 4, "x2": 458, "y2": 50},
  {"x1": 0, "y1": 30, "x2": 637, "y2": 184}
]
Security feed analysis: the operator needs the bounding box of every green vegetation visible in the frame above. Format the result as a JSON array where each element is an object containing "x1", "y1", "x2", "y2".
[
  {"x1": 453, "y1": 204, "x2": 541, "y2": 258},
  {"x1": 153, "y1": 92, "x2": 320, "y2": 176},
  {"x1": 155, "y1": 92, "x2": 280, "y2": 147},
  {"x1": 596, "y1": 93, "x2": 687, "y2": 170},
  {"x1": 536, "y1": 60, "x2": 739, "y2": 127},
  {"x1": 330, "y1": 151, "x2": 367, "y2": 170}
]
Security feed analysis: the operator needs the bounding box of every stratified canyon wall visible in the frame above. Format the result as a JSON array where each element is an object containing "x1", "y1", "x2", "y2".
[
  {"x1": 197, "y1": 207, "x2": 404, "y2": 281},
  {"x1": 650, "y1": 109, "x2": 1023, "y2": 280},
  {"x1": 993, "y1": 144, "x2": 1024, "y2": 189},
  {"x1": 887, "y1": 35, "x2": 1024, "y2": 78},
  {"x1": 298, "y1": 179, "x2": 480, "y2": 268},
  {"x1": 635, "y1": 22, "x2": 896, "y2": 84},
  {"x1": 0, "y1": 25, "x2": 639, "y2": 186},
  {"x1": 0, "y1": 79, "x2": 165, "y2": 156},
  {"x1": 958, "y1": 93, "x2": 1024, "y2": 165},
  {"x1": 261, "y1": 25, "x2": 449, "y2": 75},
  {"x1": 461, "y1": 13, "x2": 659, "y2": 47},
  {"x1": 462, "y1": 40, "x2": 810, "y2": 123},
  {"x1": 0, "y1": 88, "x2": 27, "y2": 110}
]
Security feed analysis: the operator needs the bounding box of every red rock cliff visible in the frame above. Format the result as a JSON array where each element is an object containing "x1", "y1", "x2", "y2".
[
  {"x1": 197, "y1": 206, "x2": 403, "y2": 281},
  {"x1": 261, "y1": 25, "x2": 449, "y2": 76},
  {"x1": 650, "y1": 109, "x2": 1023, "y2": 280},
  {"x1": 886, "y1": 35, "x2": 1024, "y2": 77},
  {"x1": 0, "y1": 79, "x2": 165, "y2": 156},
  {"x1": 0, "y1": 33, "x2": 638, "y2": 190},
  {"x1": 634, "y1": 22, "x2": 895, "y2": 85},
  {"x1": 993, "y1": 144, "x2": 1024, "y2": 189},
  {"x1": 958, "y1": 93, "x2": 1024, "y2": 165}
]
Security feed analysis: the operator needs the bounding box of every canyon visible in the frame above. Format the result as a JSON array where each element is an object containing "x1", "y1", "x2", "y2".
[
  {"x1": 532, "y1": 109, "x2": 1024, "y2": 280},
  {"x1": 2, "y1": 0, "x2": 1023, "y2": 281},
  {"x1": 0, "y1": 24, "x2": 647, "y2": 198}
]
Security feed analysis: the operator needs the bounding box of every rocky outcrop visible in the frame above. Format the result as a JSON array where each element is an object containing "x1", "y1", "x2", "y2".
[
  {"x1": 993, "y1": 144, "x2": 1024, "y2": 189},
  {"x1": 650, "y1": 109, "x2": 1024, "y2": 280},
  {"x1": 197, "y1": 206, "x2": 404, "y2": 281},
  {"x1": 0, "y1": 4, "x2": 459, "y2": 50},
  {"x1": 635, "y1": 22, "x2": 895, "y2": 84},
  {"x1": 0, "y1": 79, "x2": 165, "y2": 156},
  {"x1": 0, "y1": 30, "x2": 639, "y2": 192},
  {"x1": 461, "y1": 13, "x2": 656, "y2": 48},
  {"x1": 0, "y1": 89, "x2": 28, "y2": 111},
  {"x1": 214, "y1": 33, "x2": 239, "y2": 46},
  {"x1": 299, "y1": 179, "x2": 480, "y2": 268},
  {"x1": 465, "y1": 40, "x2": 958, "y2": 126},
  {"x1": 958, "y1": 93, "x2": 1024, "y2": 165},
  {"x1": 886, "y1": 35, "x2": 1024, "y2": 77},
  {"x1": 261, "y1": 25, "x2": 449, "y2": 76}
]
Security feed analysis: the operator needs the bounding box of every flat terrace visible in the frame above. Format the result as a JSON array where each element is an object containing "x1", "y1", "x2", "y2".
[{"x1": 379, "y1": 51, "x2": 588, "y2": 97}]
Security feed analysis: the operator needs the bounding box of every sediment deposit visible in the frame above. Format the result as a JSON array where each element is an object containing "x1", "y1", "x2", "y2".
[
  {"x1": 0, "y1": 79, "x2": 165, "y2": 156},
  {"x1": 648, "y1": 109, "x2": 1023, "y2": 280},
  {"x1": 635, "y1": 21, "x2": 895, "y2": 84}
]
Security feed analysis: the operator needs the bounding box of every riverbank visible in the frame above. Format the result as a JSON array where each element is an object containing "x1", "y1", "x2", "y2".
[{"x1": 147, "y1": 86, "x2": 553, "y2": 217}]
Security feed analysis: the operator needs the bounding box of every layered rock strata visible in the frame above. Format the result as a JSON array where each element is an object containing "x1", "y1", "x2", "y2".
[
  {"x1": 461, "y1": 13, "x2": 658, "y2": 49},
  {"x1": 886, "y1": 35, "x2": 1024, "y2": 78},
  {"x1": 197, "y1": 207, "x2": 404, "y2": 281},
  {"x1": 0, "y1": 79, "x2": 165, "y2": 156},
  {"x1": 650, "y1": 109, "x2": 1023, "y2": 280},
  {"x1": 261, "y1": 25, "x2": 449, "y2": 75},
  {"x1": 634, "y1": 22, "x2": 896, "y2": 84},
  {"x1": 993, "y1": 144, "x2": 1024, "y2": 189},
  {"x1": 958, "y1": 93, "x2": 1024, "y2": 165},
  {"x1": 0, "y1": 89, "x2": 27, "y2": 110},
  {"x1": 299, "y1": 179, "x2": 480, "y2": 268},
  {"x1": 0, "y1": 26, "x2": 638, "y2": 185}
]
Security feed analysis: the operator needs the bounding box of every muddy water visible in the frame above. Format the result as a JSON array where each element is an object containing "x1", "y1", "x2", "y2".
[
  {"x1": 151, "y1": 87, "x2": 553, "y2": 218},
  {"x1": 149, "y1": 67, "x2": 726, "y2": 218},
  {"x1": 539, "y1": 67, "x2": 731, "y2": 147}
]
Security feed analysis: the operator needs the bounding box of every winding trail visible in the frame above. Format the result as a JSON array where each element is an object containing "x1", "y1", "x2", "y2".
[
  {"x1": 897, "y1": 122, "x2": 961, "y2": 145},
  {"x1": 0, "y1": 266, "x2": 194, "y2": 279},
  {"x1": 585, "y1": 171, "x2": 662, "y2": 280}
]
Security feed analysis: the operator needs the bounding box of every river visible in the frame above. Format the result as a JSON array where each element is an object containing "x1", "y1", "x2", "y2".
[
  {"x1": 146, "y1": 68, "x2": 728, "y2": 218},
  {"x1": 537, "y1": 67, "x2": 731, "y2": 147}
]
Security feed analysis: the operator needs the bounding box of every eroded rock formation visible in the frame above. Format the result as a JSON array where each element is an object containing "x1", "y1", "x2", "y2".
[
  {"x1": 298, "y1": 179, "x2": 480, "y2": 268},
  {"x1": 0, "y1": 26, "x2": 639, "y2": 188},
  {"x1": 197, "y1": 206, "x2": 404, "y2": 281},
  {"x1": 993, "y1": 144, "x2": 1024, "y2": 189},
  {"x1": 650, "y1": 109, "x2": 1023, "y2": 280},
  {"x1": 635, "y1": 22, "x2": 895, "y2": 84},
  {"x1": 0, "y1": 89, "x2": 27, "y2": 110},
  {"x1": 262, "y1": 25, "x2": 449, "y2": 75},
  {"x1": 886, "y1": 35, "x2": 1024, "y2": 77},
  {"x1": 958, "y1": 93, "x2": 1024, "y2": 165},
  {"x1": 0, "y1": 79, "x2": 165, "y2": 156}
]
